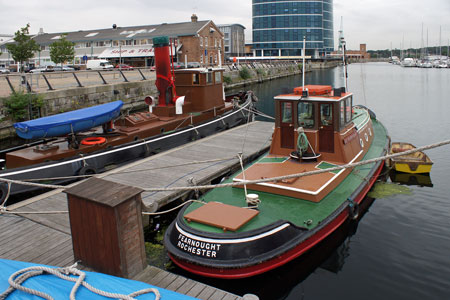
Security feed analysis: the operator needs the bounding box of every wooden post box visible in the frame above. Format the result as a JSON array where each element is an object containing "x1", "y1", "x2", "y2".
[{"x1": 64, "y1": 177, "x2": 146, "y2": 278}]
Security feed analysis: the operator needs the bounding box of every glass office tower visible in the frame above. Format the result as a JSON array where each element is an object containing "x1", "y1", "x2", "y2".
[{"x1": 252, "y1": 0, "x2": 334, "y2": 57}]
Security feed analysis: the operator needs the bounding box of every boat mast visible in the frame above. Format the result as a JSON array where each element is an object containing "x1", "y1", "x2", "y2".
[
  {"x1": 302, "y1": 36, "x2": 306, "y2": 91},
  {"x1": 338, "y1": 17, "x2": 348, "y2": 91}
]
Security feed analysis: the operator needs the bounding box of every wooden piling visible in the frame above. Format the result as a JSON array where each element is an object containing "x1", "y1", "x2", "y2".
[{"x1": 64, "y1": 177, "x2": 146, "y2": 278}]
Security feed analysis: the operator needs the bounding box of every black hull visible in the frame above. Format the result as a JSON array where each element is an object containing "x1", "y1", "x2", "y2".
[{"x1": 0, "y1": 101, "x2": 252, "y2": 201}]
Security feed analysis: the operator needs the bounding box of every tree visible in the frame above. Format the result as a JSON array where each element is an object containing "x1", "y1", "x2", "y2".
[
  {"x1": 6, "y1": 24, "x2": 40, "y2": 72},
  {"x1": 49, "y1": 34, "x2": 75, "y2": 67}
]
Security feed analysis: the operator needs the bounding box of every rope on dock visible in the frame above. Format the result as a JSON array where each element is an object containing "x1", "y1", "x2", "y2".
[{"x1": 0, "y1": 263, "x2": 160, "y2": 300}]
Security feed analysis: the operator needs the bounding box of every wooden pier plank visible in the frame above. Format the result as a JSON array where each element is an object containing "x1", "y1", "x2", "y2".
[{"x1": 0, "y1": 122, "x2": 273, "y2": 300}]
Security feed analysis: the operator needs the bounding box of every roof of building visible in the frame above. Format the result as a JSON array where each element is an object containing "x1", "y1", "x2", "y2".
[
  {"x1": 31, "y1": 20, "x2": 212, "y2": 45},
  {"x1": 217, "y1": 24, "x2": 246, "y2": 30}
]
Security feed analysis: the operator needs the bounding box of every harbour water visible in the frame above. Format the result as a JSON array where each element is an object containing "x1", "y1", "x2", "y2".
[{"x1": 170, "y1": 63, "x2": 450, "y2": 299}]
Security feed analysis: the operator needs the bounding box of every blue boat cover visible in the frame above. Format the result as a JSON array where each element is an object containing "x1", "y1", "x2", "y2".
[
  {"x1": 0, "y1": 259, "x2": 198, "y2": 299},
  {"x1": 13, "y1": 101, "x2": 123, "y2": 139}
]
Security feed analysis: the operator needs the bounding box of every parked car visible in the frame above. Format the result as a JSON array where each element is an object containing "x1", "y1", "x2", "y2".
[
  {"x1": 115, "y1": 64, "x2": 134, "y2": 70},
  {"x1": 65, "y1": 65, "x2": 81, "y2": 71},
  {"x1": 86, "y1": 59, "x2": 114, "y2": 70},
  {"x1": 53, "y1": 66, "x2": 75, "y2": 72},
  {"x1": 187, "y1": 62, "x2": 201, "y2": 68},
  {"x1": 172, "y1": 62, "x2": 185, "y2": 69},
  {"x1": 0, "y1": 67, "x2": 10, "y2": 74},
  {"x1": 29, "y1": 66, "x2": 55, "y2": 73}
]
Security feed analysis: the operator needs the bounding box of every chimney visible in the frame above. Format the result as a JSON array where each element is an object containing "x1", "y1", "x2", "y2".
[
  {"x1": 191, "y1": 14, "x2": 198, "y2": 23},
  {"x1": 38, "y1": 28, "x2": 44, "y2": 35}
]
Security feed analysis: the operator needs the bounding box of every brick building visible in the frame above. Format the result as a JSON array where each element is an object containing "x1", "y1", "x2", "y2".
[{"x1": 0, "y1": 15, "x2": 224, "y2": 68}]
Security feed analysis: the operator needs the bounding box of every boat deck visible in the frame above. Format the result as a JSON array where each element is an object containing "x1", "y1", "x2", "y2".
[
  {"x1": 0, "y1": 121, "x2": 274, "y2": 299},
  {"x1": 183, "y1": 118, "x2": 389, "y2": 234}
]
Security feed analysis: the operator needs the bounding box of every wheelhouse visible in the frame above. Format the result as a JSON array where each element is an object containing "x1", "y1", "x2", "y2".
[{"x1": 270, "y1": 85, "x2": 356, "y2": 162}]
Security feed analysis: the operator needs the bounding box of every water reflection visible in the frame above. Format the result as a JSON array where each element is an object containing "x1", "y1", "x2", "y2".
[
  {"x1": 389, "y1": 170, "x2": 433, "y2": 187},
  {"x1": 174, "y1": 192, "x2": 379, "y2": 300}
]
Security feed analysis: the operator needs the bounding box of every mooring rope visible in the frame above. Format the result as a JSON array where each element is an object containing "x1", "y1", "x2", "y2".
[
  {"x1": 1, "y1": 139, "x2": 449, "y2": 216},
  {"x1": 0, "y1": 139, "x2": 449, "y2": 193},
  {"x1": 0, "y1": 263, "x2": 160, "y2": 300},
  {"x1": 241, "y1": 106, "x2": 276, "y2": 120}
]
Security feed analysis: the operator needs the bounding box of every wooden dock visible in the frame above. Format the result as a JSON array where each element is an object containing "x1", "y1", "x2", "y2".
[{"x1": 0, "y1": 121, "x2": 273, "y2": 299}]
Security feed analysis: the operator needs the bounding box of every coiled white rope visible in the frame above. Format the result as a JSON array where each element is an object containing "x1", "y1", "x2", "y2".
[{"x1": 0, "y1": 263, "x2": 160, "y2": 300}]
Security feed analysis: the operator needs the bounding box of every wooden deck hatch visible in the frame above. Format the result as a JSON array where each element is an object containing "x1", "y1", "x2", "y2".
[{"x1": 184, "y1": 202, "x2": 259, "y2": 232}]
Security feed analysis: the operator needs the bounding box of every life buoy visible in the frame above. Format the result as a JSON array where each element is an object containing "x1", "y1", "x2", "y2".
[
  {"x1": 81, "y1": 137, "x2": 106, "y2": 146},
  {"x1": 78, "y1": 165, "x2": 97, "y2": 176}
]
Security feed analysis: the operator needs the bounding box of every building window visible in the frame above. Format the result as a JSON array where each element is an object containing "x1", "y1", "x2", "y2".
[
  {"x1": 205, "y1": 37, "x2": 208, "y2": 47},
  {"x1": 200, "y1": 37, "x2": 203, "y2": 47},
  {"x1": 200, "y1": 54, "x2": 203, "y2": 63}
]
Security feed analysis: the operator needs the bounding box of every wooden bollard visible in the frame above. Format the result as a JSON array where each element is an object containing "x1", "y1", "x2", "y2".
[{"x1": 64, "y1": 177, "x2": 146, "y2": 278}]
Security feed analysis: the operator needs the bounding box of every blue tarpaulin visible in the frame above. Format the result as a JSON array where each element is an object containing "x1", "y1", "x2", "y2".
[
  {"x1": 13, "y1": 101, "x2": 123, "y2": 139},
  {"x1": 0, "y1": 259, "x2": 198, "y2": 299}
]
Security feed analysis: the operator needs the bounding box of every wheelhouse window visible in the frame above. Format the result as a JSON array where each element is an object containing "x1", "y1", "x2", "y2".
[
  {"x1": 298, "y1": 101, "x2": 315, "y2": 128},
  {"x1": 281, "y1": 102, "x2": 292, "y2": 123},
  {"x1": 320, "y1": 103, "x2": 332, "y2": 126},
  {"x1": 340, "y1": 100, "x2": 345, "y2": 129},
  {"x1": 345, "y1": 96, "x2": 352, "y2": 123},
  {"x1": 206, "y1": 72, "x2": 213, "y2": 84},
  {"x1": 214, "y1": 71, "x2": 222, "y2": 83},
  {"x1": 192, "y1": 73, "x2": 200, "y2": 85}
]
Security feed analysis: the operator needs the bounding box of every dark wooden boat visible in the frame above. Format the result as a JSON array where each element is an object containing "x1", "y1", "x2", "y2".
[
  {"x1": 0, "y1": 36, "x2": 255, "y2": 202},
  {"x1": 164, "y1": 84, "x2": 390, "y2": 278}
]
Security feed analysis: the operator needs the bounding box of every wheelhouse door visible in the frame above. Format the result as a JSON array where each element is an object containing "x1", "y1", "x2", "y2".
[
  {"x1": 280, "y1": 101, "x2": 295, "y2": 149},
  {"x1": 319, "y1": 103, "x2": 334, "y2": 152}
]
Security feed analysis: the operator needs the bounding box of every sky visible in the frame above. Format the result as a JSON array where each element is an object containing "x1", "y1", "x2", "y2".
[{"x1": 1, "y1": 0, "x2": 449, "y2": 51}]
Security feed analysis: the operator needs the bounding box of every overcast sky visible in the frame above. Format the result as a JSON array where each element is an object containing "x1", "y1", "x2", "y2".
[{"x1": 1, "y1": 0, "x2": 449, "y2": 50}]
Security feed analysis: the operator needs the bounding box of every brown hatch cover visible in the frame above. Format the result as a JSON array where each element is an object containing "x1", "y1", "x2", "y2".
[{"x1": 184, "y1": 202, "x2": 259, "y2": 232}]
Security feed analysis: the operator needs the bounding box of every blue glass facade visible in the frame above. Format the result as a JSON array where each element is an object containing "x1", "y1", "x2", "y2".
[{"x1": 252, "y1": 0, "x2": 334, "y2": 57}]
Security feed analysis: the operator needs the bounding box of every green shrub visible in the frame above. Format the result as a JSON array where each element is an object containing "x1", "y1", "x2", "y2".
[
  {"x1": 223, "y1": 75, "x2": 232, "y2": 84},
  {"x1": 256, "y1": 68, "x2": 266, "y2": 76},
  {"x1": 3, "y1": 91, "x2": 44, "y2": 121},
  {"x1": 239, "y1": 67, "x2": 251, "y2": 80}
]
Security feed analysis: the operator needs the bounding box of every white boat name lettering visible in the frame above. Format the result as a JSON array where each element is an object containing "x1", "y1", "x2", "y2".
[{"x1": 177, "y1": 234, "x2": 221, "y2": 257}]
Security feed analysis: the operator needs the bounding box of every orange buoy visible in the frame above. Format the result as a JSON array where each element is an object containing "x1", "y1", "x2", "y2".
[{"x1": 81, "y1": 137, "x2": 106, "y2": 146}]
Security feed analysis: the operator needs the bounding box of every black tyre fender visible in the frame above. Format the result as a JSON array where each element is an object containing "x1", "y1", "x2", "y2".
[
  {"x1": 348, "y1": 202, "x2": 360, "y2": 220},
  {"x1": 0, "y1": 183, "x2": 9, "y2": 203},
  {"x1": 78, "y1": 165, "x2": 97, "y2": 176}
]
